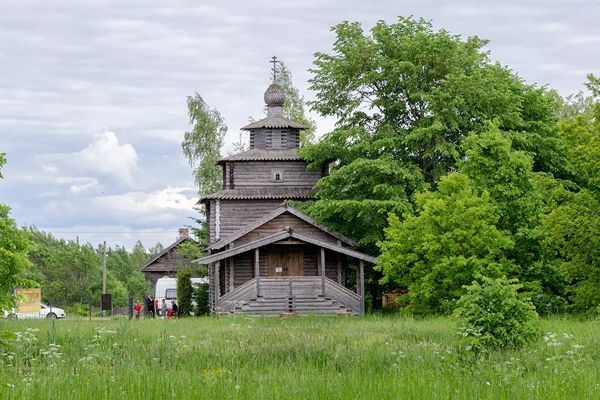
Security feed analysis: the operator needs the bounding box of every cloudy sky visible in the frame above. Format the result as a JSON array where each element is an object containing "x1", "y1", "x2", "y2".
[{"x1": 0, "y1": 0, "x2": 598, "y2": 249}]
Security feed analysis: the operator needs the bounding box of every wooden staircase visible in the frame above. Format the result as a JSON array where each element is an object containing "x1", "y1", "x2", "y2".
[{"x1": 217, "y1": 277, "x2": 361, "y2": 316}]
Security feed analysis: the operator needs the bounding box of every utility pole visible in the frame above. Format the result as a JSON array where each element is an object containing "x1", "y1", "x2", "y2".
[
  {"x1": 102, "y1": 241, "x2": 107, "y2": 319},
  {"x1": 102, "y1": 241, "x2": 107, "y2": 294}
]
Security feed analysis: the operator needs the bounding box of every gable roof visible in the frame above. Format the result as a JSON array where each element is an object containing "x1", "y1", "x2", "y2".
[
  {"x1": 193, "y1": 229, "x2": 377, "y2": 265},
  {"x1": 208, "y1": 203, "x2": 357, "y2": 251},
  {"x1": 139, "y1": 236, "x2": 192, "y2": 272}
]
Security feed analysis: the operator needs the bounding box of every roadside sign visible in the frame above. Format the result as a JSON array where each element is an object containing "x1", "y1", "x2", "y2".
[
  {"x1": 15, "y1": 288, "x2": 41, "y2": 313},
  {"x1": 101, "y1": 293, "x2": 112, "y2": 311}
]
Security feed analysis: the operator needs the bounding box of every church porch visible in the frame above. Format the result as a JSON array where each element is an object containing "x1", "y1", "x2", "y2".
[{"x1": 195, "y1": 234, "x2": 375, "y2": 315}]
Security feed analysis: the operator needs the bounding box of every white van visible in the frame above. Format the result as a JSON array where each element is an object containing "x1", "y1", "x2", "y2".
[{"x1": 154, "y1": 276, "x2": 208, "y2": 310}]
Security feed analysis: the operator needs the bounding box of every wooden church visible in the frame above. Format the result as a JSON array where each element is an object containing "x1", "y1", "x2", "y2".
[{"x1": 193, "y1": 66, "x2": 377, "y2": 315}]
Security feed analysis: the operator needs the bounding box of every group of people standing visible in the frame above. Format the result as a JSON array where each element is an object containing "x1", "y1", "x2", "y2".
[{"x1": 133, "y1": 295, "x2": 178, "y2": 319}]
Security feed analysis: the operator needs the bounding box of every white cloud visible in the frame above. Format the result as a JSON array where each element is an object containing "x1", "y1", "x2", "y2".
[
  {"x1": 1, "y1": 0, "x2": 599, "y2": 248},
  {"x1": 37, "y1": 131, "x2": 140, "y2": 189},
  {"x1": 91, "y1": 186, "x2": 197, "y2": 215},
  {"x1": 76, "y1": 131, "x2": 139, "y2": 186},
  {"x1": 70, "y1": 179, "x2": 99, "y2": 194}
]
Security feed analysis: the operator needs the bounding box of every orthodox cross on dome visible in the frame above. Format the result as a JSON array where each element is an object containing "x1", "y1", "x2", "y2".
[{"x1": 270, "y1": 55, "x2": 279, "y2": 82}]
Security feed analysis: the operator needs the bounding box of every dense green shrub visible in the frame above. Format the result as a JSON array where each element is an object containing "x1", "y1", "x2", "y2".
[
  {"x1": 65, "y1": 303, "x2": 90, "y2": 316},
  {"x1": 454, "y1": 276, "x2": 540, "y2": 350},
  {"x1": 176, "y1": 268, "x2": 193, "y2": 317},
  {"x1": 193, "y1": 283, "x2": 209, "y2": 316}
]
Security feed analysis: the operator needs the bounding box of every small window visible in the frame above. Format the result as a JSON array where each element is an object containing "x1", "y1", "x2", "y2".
[
  {"x1": 165, "y1": 289, "x2": 177, "y2": 300},
  {"x1": 271, "y1": 169, "x2": 284, "y2": 182}
]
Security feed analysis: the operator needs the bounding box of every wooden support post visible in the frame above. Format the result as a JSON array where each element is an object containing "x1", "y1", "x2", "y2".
[
  {"x1": 359, "y1": 261, "x2": 365, "y2": 314},
  {"x1": 320, "y1": 247, "x2": 326, "y2": 297},
  {"x1": 229, "y1": 258, "x2": 234, "y2": 292},
  {"x1": 255, "y1": 248, "x2": 260, "y2": 297},
  {"x1": 336, "y1": 255, "x2": 342, "y2": 285},
  {"x1": 215, "y1": 260, "x2": 220, "y2": 309}
]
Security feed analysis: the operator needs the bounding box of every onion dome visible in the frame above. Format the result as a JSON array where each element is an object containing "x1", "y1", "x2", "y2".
[{"x1": 264, "y1": 83, "x2": 286, "y2": 107}]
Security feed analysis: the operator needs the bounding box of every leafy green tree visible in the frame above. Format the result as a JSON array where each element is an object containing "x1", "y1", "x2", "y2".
[
  {"x1": 0, "y1": 154, "x2": 31, "y2": 311},
  {"x1": 176, "y1": 268, "x2": 193, "y2": 317},
  {"x1": 378, "y1": 173, "x2": 514, "y2": 313},
  {"x1": 148, "y1": 242, "x2": 165, "y2": 257},
  {"x1": 193, "y1": 283, "x2": 209, "y2": 316},
  {"x1": 182, "y1": 94, "x2": 227, "y2": 196},
  {"x1": 459, "y1": 127, "x2": 566, "y2": 309},
  {"x1": 461, "y1": 126, "x2": 539, "y2": 232},
  {"x1": 105, "y1": 245, "x2": 150, "y2": 304},
  {"x1": 301, "y1": 17, "x2": 563, "y2": 250},
  {"x1": 176, "y1": 240, "x2": 207, "y2": 277},
  {"x1": 543, "y1": 189, "x2": 600, "y2": 313},
  {"x1": 542, "y1": 77, "x2": 600, "y2": 312}
]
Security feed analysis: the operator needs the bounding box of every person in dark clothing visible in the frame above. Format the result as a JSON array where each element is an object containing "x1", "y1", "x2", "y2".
[
  {"x1": 145, "y1": 295, "x2": 155, "y2": 319},
  {"x1": 171, "y1": 301, "x2": 178, "y2": 318}
]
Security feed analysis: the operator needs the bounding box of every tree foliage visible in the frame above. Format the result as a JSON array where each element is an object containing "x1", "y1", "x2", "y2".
[
  {"x1": 24, "y1": 229, "x2": 151, "y2": 307},
  {"x1": 176, "y1": 268, "x2": 193, "y2": 317},
  {"x1": 182, "y1": 94, "x2": 226, "y2": 196},
  {"x1": 541, "y1": 75, "x2": 600, "y2": 312},
  {"x1": 378, "y1": 173, "x2": 513, "y2": 313},
  {"x1": 275, "y1": 61, "x2": 317, "y2": 146},
  {"x1": 301, "y1": 17, "x2": 563, "y2": 251},
  {"x1": 0, "y1": 154, "x2": 31, "y2": 311}
]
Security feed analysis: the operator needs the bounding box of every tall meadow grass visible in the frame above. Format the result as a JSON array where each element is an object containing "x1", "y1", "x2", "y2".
[{"x1": 0, "y1": 315, "x2": 598, "y2": 399}]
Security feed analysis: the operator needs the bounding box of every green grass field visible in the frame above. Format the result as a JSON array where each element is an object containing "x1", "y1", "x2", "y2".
[{"x1": 1, "y1": 315, "x2": 599, "y2": 399}]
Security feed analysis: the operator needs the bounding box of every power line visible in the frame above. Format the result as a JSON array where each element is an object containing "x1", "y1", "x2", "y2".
[{"x1": 42, "y1": 231, "x2": 180, "y2": 234}]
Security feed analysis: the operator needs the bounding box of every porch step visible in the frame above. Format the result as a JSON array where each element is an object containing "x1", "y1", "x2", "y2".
[{"x1": 220, "y1": 277, "x2": 361, "y2": 316}]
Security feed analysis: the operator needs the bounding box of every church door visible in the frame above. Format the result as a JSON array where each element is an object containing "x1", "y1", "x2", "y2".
[{"x1": 267, "y1": 250, "x2": 303, "y2": 277}]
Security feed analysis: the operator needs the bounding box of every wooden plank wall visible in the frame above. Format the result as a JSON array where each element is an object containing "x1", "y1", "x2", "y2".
[
  {"x1": 250, "y1": 129, "x2": 300, "y2": 150},
  {"x1": 234, "y1": 214, "x2": 340, "y2": 247},
  {"x1": 233, "y1": 161, "x2": 321, "y2": 188},
  {"x1": 209, "y1": 200, "x2": 282, "y2": 244},
  {"x1": 228, "y1": 246, "x2": 348, "y2": 289},
  {"x1": 232, "y1": 253, "x2": 254, "y2": 288}
]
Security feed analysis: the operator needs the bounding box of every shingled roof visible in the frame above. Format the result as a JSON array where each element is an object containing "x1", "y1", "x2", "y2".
[
  {"x1": 217, "y1": 148, "x2": 302, "y2": 164},
  {"x1": 241, "y1": 115, "x2": 306, "y2": 130},
  {"x1": 139, "y1": 236, "x2": 191, "y2": 272},
  {"x1": 199, "y1": 187, "x2": 313, "y2": 203}
]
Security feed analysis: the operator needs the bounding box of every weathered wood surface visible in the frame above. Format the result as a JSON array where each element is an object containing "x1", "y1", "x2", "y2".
[
  {"x1": 217, "y1": 245, "x2": 348, "y2": 293},
  {"x1": 227, "y1": 161, "x2": 321, "y2": 188},
  {"x1": 249, "y1": 129, "x2": 300, "y2": 150},
  {"x1": 234, "y1": 213, "x2": 340, "y2": 247},
  {"x1": 217, "y1": 276, "x2": 361, "y2": 315},
  {"x1": 209, "y1": 199, "x2": 282, "y2": 243},
  {"x1": 210, "y1": 204, "x2": 357, "y2": 251}
]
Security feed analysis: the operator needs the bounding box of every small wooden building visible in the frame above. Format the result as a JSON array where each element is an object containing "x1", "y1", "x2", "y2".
[
  {"x1": 140, "y1": 228, "x2": 193, "y2": 287},
  {"x1": 194, "y1": 79, "x2": 377, "y2": 315}
]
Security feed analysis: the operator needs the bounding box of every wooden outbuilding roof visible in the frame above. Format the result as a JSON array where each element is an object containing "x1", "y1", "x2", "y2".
[{"x1": 139, "y1": 236, "x2": 192, "y2": 272}]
